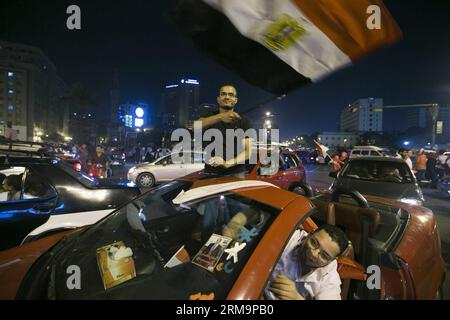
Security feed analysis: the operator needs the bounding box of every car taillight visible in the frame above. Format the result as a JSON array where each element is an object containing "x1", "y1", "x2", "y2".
[{"x1": 74, "y1": 163, "x2": 82, "y2": 171}]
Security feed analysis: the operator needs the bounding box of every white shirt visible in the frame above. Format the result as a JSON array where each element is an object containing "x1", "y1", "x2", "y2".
[
  {"x1": 405, "y1": 158, "x2": 413, "y2": 170},
  {"x1": 265, "y1": 230, "x2": 342, "y2": 300}
]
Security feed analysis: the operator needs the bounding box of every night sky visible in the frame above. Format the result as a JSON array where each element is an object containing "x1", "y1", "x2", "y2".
[{"x1": 1, "y1": 0, "x2": 449, "y2": 139}]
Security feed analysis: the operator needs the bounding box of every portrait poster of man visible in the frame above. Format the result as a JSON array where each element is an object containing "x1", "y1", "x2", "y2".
[{"x1": 192, "y1": 234, "x2": 232, "y2": 272}]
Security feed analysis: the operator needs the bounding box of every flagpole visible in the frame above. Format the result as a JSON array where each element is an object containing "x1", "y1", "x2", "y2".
[{"x1": 239, "y1": 94, "x2": 287, "y2": 116}]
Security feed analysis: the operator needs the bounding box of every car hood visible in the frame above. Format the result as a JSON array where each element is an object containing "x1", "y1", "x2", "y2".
[{"x1": 335, "y1": 178, "x2": 420, "y2": 200}]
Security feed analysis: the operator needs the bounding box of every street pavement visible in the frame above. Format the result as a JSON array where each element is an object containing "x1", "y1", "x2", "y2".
[{"x1": 113, "y1": 162, "x2": 449, "y2": 299}]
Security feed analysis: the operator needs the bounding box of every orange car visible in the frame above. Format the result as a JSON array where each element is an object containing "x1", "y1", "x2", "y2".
[{"x1": 0, "y1": 176, "x2": 445, "y2": 300}]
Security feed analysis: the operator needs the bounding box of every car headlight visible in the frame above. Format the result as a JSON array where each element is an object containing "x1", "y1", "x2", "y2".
[
  {"x1": 129, "y1": 167, "x2": 136, "y2": 174},
  {"x1": 400, "y1": 198, "x2": 423, "y2": 206}
]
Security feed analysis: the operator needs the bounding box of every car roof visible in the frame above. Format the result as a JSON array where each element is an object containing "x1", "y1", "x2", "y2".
[
  {"x1": 0, "y1": 155, "x2": 58, "y2": 165},
  {"x1": 172, "y1": 180, "x2": 278, "y2": 204},
  {"x1": 348, "y1": 156, "x2": 405, "y2": 163},
  {"x1": 352, "y1": 146, "x2": 385, "y2": 150},
  {"x1": 185, "y1": 176, "x2": 300, "y2": 209}
]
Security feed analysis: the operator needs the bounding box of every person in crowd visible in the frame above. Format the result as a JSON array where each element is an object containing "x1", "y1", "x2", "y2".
[
  {"x1": 2, "y1": 174, "x2": 22, "y2": 201},
  {"x1": 197, "y1": 84, "x2": 253, "y2": 178},
  {"x1": 77, "y1": 143, "x2": 89, "y2": 172},
  {"x1": 4, "y1": 121, "x2": 17, "y2": 141},
  {"x1": 401, "y1": 148, "x2": 413, "y2": 171},
  {"x1": 135, "y1": 144, "x2": 142, "y2": 164},
  {"x1": 425, "y1": 152, "x2": 438, "y2": 188},
  {"x1": 88, "y1": 145, "x2": 110, "y2": 178},
  {"x1": 0, "y1": 173, "x2": 7, "y2": 201},
  {"x1": 329, "y1": 154, "x2": 342, "y2": 178},
  {"x1": 415, "y1": 149, "x2": 427, "y2": 181}
]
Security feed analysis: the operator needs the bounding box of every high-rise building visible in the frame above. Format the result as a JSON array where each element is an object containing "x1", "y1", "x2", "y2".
[
  {"x1": 161, "y1": 78, "x2": 200, "y2": 129},
  {"x1": 0, "y1": 40, "x2": 68, "y2": 141},
  {"x1": 341, "y1": 98, "x2": 383, "y2": 132},
  {"x1": 405, "y1": 107, "x2": 450, "y2": 144}
]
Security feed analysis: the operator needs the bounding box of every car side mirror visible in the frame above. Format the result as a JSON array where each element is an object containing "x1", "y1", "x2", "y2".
[{"x1": 162, "y1": 161, "x2": 167, "y2": 166}]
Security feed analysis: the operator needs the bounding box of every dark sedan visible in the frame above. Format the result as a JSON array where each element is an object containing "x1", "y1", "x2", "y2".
[
  {"x1": 0, "y1": 155, "x2": 141, "y2": 251},
  {"x1": 331, "y1": 157, "x2": 424, "y2": 206}
]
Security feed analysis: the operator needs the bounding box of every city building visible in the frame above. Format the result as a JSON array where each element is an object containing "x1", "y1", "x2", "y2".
[
  {"x1": 341, "y1": 98, "x2": 383, "y2": 133},
  {"x1": 161, "y1": 78, "x2": 200, "y2": 129},
  {"x1": 0, "y1": 40, "x2": 68, "y2": 141},
  {"x1": 405, "y1": 107, "x2": 450, "y2": 144},
  {"x1": 117, "y1": 102, "x2": 154, "y2": 143},
  {"x1": 318, "y1": 132, "x2": 360, "y2": 148}
]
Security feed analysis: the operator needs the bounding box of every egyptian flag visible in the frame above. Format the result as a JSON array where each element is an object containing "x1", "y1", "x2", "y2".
[
  {"x1": 314, "y1": 139, "x2": 332, "y2": 163},
  {"x1": 171, "y1": 0, "x2": 402, "y2": 94}
]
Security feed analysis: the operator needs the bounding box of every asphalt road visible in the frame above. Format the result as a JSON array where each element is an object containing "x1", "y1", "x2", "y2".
[{"x1": 113, "y1": 162, "x2": 449, "y2": 299}]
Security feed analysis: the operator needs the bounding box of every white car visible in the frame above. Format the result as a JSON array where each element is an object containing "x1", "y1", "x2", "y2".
[{"x1": 127, "y1": 151, "x2": 205, "y2": 187}]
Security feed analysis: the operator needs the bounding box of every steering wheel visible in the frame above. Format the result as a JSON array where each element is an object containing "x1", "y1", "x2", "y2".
[{"x1": 331, "y1": 188, "x2": 370, "y2": 208}]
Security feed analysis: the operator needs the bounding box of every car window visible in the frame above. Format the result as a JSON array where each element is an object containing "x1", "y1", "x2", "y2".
[
  {"x1": 281, "y1": 154, "x2": 297, "y2": 169},
  {"x1": 82, "y1": 181, "x2": 279, "y2": 299},
  {"x1": 361, "y1": 150, "x2": 370, "y2": 156},
  {"x1": 370, "y1": 151, "x2": 380, "y2": 157},
  {"x1": 0, "y1": 166, "x2": 26, "y2": 202},
  {"x1": 341, "y1": 160, "x2": 414, "y2": 183},
  {"x1": 156, "y1": 155, "x2": 177, "y2": 165},
  {"x1": 22, "y1": 167, "x2": 57, "y2": 200},
  {"x1": 0, "y1": 166, "x2": 56, "y2": 202},
  {"x1": 352, "y1": 150, "x2": 361, "y2": 155}
]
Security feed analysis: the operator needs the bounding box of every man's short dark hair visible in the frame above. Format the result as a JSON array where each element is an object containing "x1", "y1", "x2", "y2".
[
  {"x1": 315, "y1": 224, "x2": 349, "y2": 256},
  {"x1": 219, "y1": 84, "x2": 237, "y2": 92}
]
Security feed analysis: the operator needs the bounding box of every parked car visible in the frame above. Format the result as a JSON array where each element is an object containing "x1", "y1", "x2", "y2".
[
  {"x1": 0, "y1": 176, "x2": 445, "y2": 300},
  {"x1": 349, "y1": 146, "x2": 389, "y2": 159},
  {"x1": 331, "y1": 157, "x2": 424, "y2": 206},
  {"x1": 0, "y1": 153, "x2": 141, "y2": 251},
  {"x1": 0, "y1": 140, "x2": 82, "y2": 172},
  {"x1": 127, "y1": 151, "x2": 205, "y2": 187}
]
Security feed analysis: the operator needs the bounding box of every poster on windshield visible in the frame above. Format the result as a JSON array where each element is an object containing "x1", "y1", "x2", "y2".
[
  {"x1": 192, "y1": 234, "x2": 232, "y2": 272},
  {"x1": 96, "y1": 241, "x2": 136, "y2": 290}
]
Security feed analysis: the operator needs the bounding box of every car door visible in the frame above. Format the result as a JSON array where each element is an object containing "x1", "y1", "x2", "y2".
[
  {"x1": 0, "y1": 165, "x2": 58, "y2": 251},
  {"x1": 182, "y1": 152, "x2": 205, "y2": 176},
  {"x1": 154, "y1": 154, "x2": 185, "y2": 181}
]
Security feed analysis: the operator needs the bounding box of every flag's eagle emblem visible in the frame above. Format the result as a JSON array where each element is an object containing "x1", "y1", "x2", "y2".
[{"x1": 262, "y1": 15, "x2": 306, "y2": 52}]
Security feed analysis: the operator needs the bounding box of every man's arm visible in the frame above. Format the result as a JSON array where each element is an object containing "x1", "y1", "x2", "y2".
[
  {"x1": 198, "y1": 111, "x2": 241, "y2": 129},
  {"x1": 223, "y1": 137, "x2": 253, "y2": 168}
]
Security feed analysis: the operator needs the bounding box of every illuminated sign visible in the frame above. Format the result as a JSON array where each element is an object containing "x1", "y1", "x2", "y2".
[
  {"x1": 135, "y1": 107, "x2": 144, "y2": 118},
  {"x1": 185, "y1": 79, "x2": 199, "y2": 85},
  {"x1": 165, "y1": 84, "x2": 178, "y2": 89},
  {"x1": 134, "y1": 118, "x2": 144, "y2": 127},
  {"x1": 436, "y1": 121, "x2": 443, "y2": 134},
  {"x1": 124, "y1": 115, "x2": 133, "y2": 128}
]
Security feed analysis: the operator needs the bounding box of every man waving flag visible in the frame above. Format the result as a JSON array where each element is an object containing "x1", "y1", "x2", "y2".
[{"x1": 171, "y1": 0, "x2": 402, "y2": 94}]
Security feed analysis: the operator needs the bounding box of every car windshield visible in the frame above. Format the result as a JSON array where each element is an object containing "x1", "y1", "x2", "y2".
[
  {"x1": 341, "y1": 160, "x2": 414, "y2": 184},
  {"x1": 54, "y1": 180, "x2": 279, "y2": 299}
]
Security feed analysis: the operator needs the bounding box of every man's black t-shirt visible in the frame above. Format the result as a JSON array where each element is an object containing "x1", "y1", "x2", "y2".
[
  {"x1": 201, "y1": 109, "x2": 253, "y2": 175},
  {"x1": 89, "y1": 153, "x2": 109, "y2": 167}
]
